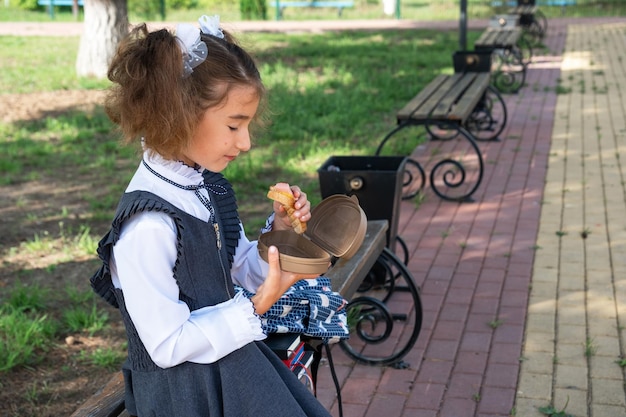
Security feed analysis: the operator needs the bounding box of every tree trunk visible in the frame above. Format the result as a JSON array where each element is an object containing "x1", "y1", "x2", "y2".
[{"x1": 76, "y1": 0, "x2": 128, "y2": 79}]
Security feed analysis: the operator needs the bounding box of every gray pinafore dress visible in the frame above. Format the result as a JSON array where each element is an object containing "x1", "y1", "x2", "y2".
[{"x1": 91, "y1": 171, "x2": 330, "y2": 417}]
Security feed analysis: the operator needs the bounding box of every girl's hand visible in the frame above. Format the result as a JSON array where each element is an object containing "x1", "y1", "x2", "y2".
[
  {"x1": 251, "y1": 245, "x2": 318, "y2": 315},
  {"x1": 271, "y1": 182, "x2": 311, "y2": 232}
]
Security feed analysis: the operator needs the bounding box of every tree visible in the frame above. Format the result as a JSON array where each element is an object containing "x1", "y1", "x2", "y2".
[{"x1": 76, "y1": 0, "x2": 129, "y2": 79}]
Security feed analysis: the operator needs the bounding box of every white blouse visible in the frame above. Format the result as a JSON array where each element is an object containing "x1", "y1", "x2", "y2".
[{"x1": 110, "y1": 151, "x2": 268, "y2": 368}]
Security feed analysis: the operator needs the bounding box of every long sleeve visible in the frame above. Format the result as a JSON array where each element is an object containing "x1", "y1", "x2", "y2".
[
  {"x1": 230, "y1": 224, "x2": 269, "y2": 292},
  {"x1": 111, "y1": 211, "x2": 266, "y2": 369}
]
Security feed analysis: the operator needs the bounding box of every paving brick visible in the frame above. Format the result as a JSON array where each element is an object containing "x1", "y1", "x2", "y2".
[
  {"x1": 496, "y1": 306, "x2": 527, "y2": 326},
  {"x1": 454, "y1": 351, "x2": 488, "y2": 374},
  {"x1": 476, "y1": 386, "x2": 515, "y2": 415},
  {"x1": 553, "y1": 387, "x2": 588, "y2": 417},
  {"x1": 590, "y1": 377, "x2": 626, "y2": 406},
  {"x1": 492, "y1": 323, "x2": 524, "y2": 345},
  {"x1": 489, "y1": 342, "x2": 522, "y2": 365},
  {"x1": 465, "y1": 313, "x2": 496, "y2": 333},
  {"x1": 591, "y1": 404, "x2": 626, "y2": 417},
  {"x1": 376, "y1": 369, "x2": 417, "y2": 396},
  {"x1": 446, "y1": 373, "x2": 483, "y2": 399},
  {"x1": 364, "y1": 393, "x2": 406, "y2": 417},
  {"x1": 439, "y1": 397, "x2": 477, "y2": 417},
  {"x1": 460, "y1": 332, "x2": 493, "y2": 353},
  {"x1": 519, "y1": 350, "x2": 554, "y2": 374},
  {"x1": 516, "y1": 371, "x2": 552, "y2": 400},
  {"x1": 554, "y1": 364, "x2": 587, "y2": 391},
  {"x1": 340, "y1": 376, "x2": 379, "y2": 405},
  {"x1": 402, "y1": 409, "x2": 438, "y2": 417},
  {"x1": 405, "y1": 382, "x2": 446, "y2": 410},
  {"x1": 332, "y1": 402, "x2": 368, "y2": 417},
  {"x1": 417, "y1": 359, "x2": 454, "y2": 385},
  {"x1": 484, "y1": 363, "x2": 519, "y2": 389},
  {"x1": 431, "y1": 319, "x2": 465, "y2": 341}
]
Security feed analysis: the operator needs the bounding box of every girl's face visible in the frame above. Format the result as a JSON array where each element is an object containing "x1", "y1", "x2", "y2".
[{"x1": 182, "y1": 85, "x2": 259, "y2": 172}]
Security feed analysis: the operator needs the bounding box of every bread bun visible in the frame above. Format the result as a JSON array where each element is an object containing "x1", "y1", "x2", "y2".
[{"x1": 267, "y1": 185, "x2": 307, "y2": 234}]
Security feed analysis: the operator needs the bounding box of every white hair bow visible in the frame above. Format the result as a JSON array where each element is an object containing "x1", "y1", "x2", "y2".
[
  {"x1": 176, "y1": 23, "x2": 208, "y2": 77},
  {"x1": 198, "y1": 15, "x2": 224, "y2": 39}
]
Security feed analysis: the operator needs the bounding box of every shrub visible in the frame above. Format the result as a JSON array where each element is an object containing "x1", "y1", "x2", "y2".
[{"x1": 239, "y1": 0, "x2": 267, "y2": 20}]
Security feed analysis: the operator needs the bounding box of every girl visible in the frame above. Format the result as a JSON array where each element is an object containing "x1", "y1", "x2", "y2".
[{"x1": 91, "y1": 15, "x2": 331, "y2": 417}]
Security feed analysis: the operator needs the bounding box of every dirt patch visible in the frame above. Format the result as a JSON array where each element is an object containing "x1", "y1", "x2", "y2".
[
  {"x1": 0, "y1": 90, "x2": 126, "y2": 417},
  {"x1": 0, "y1": 90, "x2": 107, "y2": 124}
]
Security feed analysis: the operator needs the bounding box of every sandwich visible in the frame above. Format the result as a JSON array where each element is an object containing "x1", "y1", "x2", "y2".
[{"x1": 267, "y1": 184, "x2": 307, "y2": 234}]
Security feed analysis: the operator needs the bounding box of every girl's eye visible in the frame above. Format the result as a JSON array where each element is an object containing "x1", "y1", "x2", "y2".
[{"x1": 228, "y1": 126, "x2": 238, "y2": 131}]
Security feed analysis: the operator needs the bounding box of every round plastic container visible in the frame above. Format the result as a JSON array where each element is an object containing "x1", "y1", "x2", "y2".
[{"x1": 258, "y1": 195, "x2": 367, "y2": 274}]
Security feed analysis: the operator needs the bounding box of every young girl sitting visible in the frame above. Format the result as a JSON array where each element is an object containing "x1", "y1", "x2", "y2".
[{"x1": 90, "y1": 15, "x2": 332, "y2": 417}]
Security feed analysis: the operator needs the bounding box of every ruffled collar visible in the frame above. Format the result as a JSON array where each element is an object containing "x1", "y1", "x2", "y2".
[{"x1": 143, "y1": 150, "x2": 204, "y2": 186}]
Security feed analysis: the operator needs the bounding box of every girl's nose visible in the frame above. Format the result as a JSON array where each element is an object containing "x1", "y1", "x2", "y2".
[{"x1": 237, "y1": 130, "x2": 251, "y2": 152}]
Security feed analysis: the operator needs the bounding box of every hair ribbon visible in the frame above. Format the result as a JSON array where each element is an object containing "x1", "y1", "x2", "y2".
[{"x1": 176, "y1": 23, "x2": 208, "y2": 77}]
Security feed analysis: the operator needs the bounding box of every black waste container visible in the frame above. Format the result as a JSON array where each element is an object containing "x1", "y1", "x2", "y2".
[
  {"x1": 453, "y1": 50, "x2": 492, "y2": 73},
  {"x1": 317, "y1": 156, "x2": 407, "y2": 250}
]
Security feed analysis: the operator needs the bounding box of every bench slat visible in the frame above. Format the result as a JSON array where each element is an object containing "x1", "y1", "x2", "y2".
[
  {"x1": 449, "y1": 73, "x2": 491, "y2": 121},
  {"x1": 475, "y1": 27, "x2": 521, "y2": 49},
  {"x1": 511, "y1": 5, "x2": 537, "y2": 14},
  {"x1": 396, "y1": 75, "x2": 449, "y2": 121},
  {"x1": 69, "y1": 372, "x2": 126, "y2": 417},
  {"x1": 326, "y1": 220, "x2": 388, "y2": 298},
  {"x1": 429, "y1": 73, "x2": 475, "y2": 120},
  {"x1": 397, "y1": 73, "x2": 491, "y2": 124}
]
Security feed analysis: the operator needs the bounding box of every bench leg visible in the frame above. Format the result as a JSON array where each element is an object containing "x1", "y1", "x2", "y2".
[
  {"x1": 400, "y1": 158, "x2": 426, "y2": 202},
  {"x1": 378, "y1": 119, "x2": 486, "y2": 202},
  {"x1": 338, "y1": 248, "x2": 422, "y2": 368},
  {"x1": 464, "y1": 86, "x2": 508, "y2": 141},
  {"x1": 519, "y1": 10, "x2": 547, "y2": 44},
  {"x1": 490, "y1": 48, "x2": 527, "y2": 94},
  {"x1": 427, "y1": 123, "x2": 485, "y2": 202}
]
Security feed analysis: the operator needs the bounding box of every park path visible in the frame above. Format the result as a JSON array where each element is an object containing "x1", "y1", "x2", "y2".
[{"x1": 308, "y1": 17, "x2": 626, "y2": 417}]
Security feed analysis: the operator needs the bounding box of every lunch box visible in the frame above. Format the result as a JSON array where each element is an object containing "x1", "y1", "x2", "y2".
[{"x1": 258, "y1": 194, "x2": 367, "y2": 274}]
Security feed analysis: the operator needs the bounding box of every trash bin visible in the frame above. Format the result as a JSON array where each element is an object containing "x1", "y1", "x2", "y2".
[
  {"x1": 317, "y1": 155, "x2": 407, "y2": 251},
  {"x1": 453, "y1": 50, "x2": 492, "y2": 73}
]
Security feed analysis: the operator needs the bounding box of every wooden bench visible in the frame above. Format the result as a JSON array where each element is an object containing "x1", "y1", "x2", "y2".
[
  {"x1": 272, "y1": 0, "x2": 354, "y2": 20},
  {"x1": 475, "y1": 22, "x2": 530, "y2": 94},
  {"x1": 509, "y1": 0, "x2": 548, "y2": 41},
  {"x1": 377, "y1": 72, "x2": 502, "y2": 202},
  {"x1": 38, "y1": 0, "x2": 83, "y2": 19},
  {"x1": 71, "y1": 220, "x2": 421, "y2": 416}
]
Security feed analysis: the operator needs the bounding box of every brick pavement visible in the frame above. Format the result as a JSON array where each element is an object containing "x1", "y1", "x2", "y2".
[{"x1": 312, "y1": 17, "x2": 626, "y2": 417}]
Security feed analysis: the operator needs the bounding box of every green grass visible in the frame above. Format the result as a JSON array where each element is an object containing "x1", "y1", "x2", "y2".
[
  {"x1": 0, "y1": 28, "x2": 469, "y2": 235},
  {"x1": 0, "y1": 282, "x2": 118, "y2": 372}
]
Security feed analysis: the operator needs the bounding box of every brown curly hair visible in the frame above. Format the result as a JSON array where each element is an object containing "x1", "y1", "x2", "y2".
[{"x1": 105, "y1": 23, "x2": 266, "y2": 161}]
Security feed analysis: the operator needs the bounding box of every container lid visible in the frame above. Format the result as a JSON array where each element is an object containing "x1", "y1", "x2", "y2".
[
  {"x1": 304, "y1": 194, "x2": 367, "y2": 259},
  {"x1": 257, "y1": 230, "x2": 331, "y2": 274}
]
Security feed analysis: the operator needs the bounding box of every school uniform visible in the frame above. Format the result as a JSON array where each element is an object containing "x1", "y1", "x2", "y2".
[{"x1": 91, "y1": 151, "x2": 331, "y2": 416}]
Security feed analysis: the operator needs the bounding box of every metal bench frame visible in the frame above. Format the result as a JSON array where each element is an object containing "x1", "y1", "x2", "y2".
[
  {"x1": 273, "y1": 0, "x2": 354, "y2": 20},
  {"x1": 37, "y1": 0, "x2": 84, "y2": 19}
]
